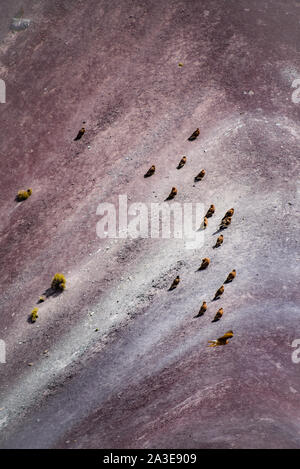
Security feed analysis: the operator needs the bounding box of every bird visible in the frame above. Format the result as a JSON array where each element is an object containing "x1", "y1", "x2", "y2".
[
  {"x1": 194, "y1": 169, "x2": 205, "y2": 182},
  {"x1": 212, "y1": 308, "x2": 224, "y2": 322},
  {"x1": 165, "y1": 187, "x2": 178, "y2": 201},
  {"x1": 222, "y1": 208, "x2": 234, "y2": 221},
  {"x1": 74, "y1": 127, "x2": 85, "y2": 140},
  {"x1": 205, "y1": 204, "x2": 215, "y2": 218},
  {"x1": 214, "y1": 234, "x2": 224, "y2": 248},
  {"x1": 195, "y1": 301, "x2": 207, "y2": 317},
  {"x1": 225, "y1": 269, "x2": 236, "y2": 283},
  {"x1": 177, "y1": 156, "x2": 187, "y2": 169},
  {"x1": 199, "y1": 257, "x2": 210, "y2": 270},
  {"x1": 220, "y1": 216, "x2": 232, "y2": 229},
  {"x1": 208, "y1": 330, "x2": 233, "y2": 347},
  {"x1": 203, "y1": 217, "x2": 208, "y2": 229},
  {"x1": 144, "y1": 165, "x2": 155, "y2": 178},
  {"x1": 214, "y1": 285, "x2": 224, "y2": 300},
  {"x1": 188, "y1": 128, "x2": 200, "y2": 141},
  {"x1": 169, "y1": 275, "x2": 180, "y2": 290}
]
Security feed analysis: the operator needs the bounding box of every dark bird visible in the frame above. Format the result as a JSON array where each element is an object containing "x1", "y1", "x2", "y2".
[
  {"x1": 212, "y1": 307, "x2": 224, "y2": 322},
  {"x1": 169, "y1": 275, "x2": 180, "y2": 290},
  {"x1": 214, "y1": 234, "x2": 224, "y2": 248},
  {"x1": 203, "y1": 217, "x2": 208, "y2": 229},
  {"x1": 214, "y1": 285, "x2": 224, "y2": 300},
  {"x1": 208, "y1": 330, "x2": 233, "y2": 347},
  {"x1": 165, "y1": 187, "x2": 178, "y2": 201},
  {"x1": 222, "y1": 208, "x2": 234, "y2": 221},
  {"x1": 220, "y1": 216, "x2": 232, "y2": 230},
  {"x1": 205, "y1": 204, "x2": 215, "y2": 218},
  {"x1": 188, "y1": 128, "x2": 200, "y2": 141},
  {"x1": 144, "y1": 165, "x2": 156, "y2": 178},
  {"x1": 225, "y1": 269, "x2": 236, "y2": 283},
  {"x1": 199, "y1": 257, "x2": 210, "y2": 270},
  {"x1": 177, "y1": 156, "x2": 187, "y2": 169},
  {"x1": 74, "y1": 127, "x2": 85, "y2": 140},
  {"x1": 194, "y1": 169, "x2": 205, "y2": 182},
  {"x1": 195, "y1": 301, "x2": 207, "y2": 317}
]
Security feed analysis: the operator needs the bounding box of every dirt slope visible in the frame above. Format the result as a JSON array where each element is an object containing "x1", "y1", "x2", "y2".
[{"x1": 0, "y1": 0, "x2": 300, "y2": 448}]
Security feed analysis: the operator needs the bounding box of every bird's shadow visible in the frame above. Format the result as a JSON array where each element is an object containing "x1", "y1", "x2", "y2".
[
  {"x1": 144, "y1": 171, "x2": 154, "y2": 178},
  {"x1": 196, "y1": 264, "x2": 209, "y2": 272},
  {"x1": 194, "y1": 313, "x2": 204, "y2": 318},
  {"x1": 74, "y1": 135, "x2": 83, "y2": 141},
  {"x1": 212, "y1": 227, "x2": 226, "y2": 235},
  {"x1": 42, "y1": 287, "x2": 63, "y2": 299}
]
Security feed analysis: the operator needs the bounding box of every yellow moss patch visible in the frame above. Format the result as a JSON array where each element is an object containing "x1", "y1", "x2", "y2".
[
  {"x1": 17, "y1": 188, "x2": 32, "y2": 201},
  {"x1": 51, "y1": 273, "x2": 66, "y2": 291},
  {"x1": 31, "y1": 307, "x2": 39, "y2": 323}
]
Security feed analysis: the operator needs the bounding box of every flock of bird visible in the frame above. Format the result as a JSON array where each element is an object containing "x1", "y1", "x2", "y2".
[
  {"x1": 17, "y1": 125, "x2": 236, "y2": 347},
  {"x1": 143, "y1": 127, "x2": 236, "y2": 348}
]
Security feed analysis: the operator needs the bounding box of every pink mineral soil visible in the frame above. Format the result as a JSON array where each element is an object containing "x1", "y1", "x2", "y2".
[{"x1": 0, "y1": 0, "x2": 299, "y2": 449}]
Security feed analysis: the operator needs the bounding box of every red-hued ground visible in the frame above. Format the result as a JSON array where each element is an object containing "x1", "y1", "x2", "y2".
[{"x1": 0, "y1": 0, "x2": 300, "y2": 449}]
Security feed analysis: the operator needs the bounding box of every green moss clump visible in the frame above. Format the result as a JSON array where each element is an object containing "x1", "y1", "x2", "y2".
[
  {"x1": 31, "y1": 307, "x2": 39, "y2": 323},
  {"x1": 51, "y1": 273, "x2": 66, "y2": 291},
  {"x1": 17, "y1": 188, "x2": 32, "y2": 201}
]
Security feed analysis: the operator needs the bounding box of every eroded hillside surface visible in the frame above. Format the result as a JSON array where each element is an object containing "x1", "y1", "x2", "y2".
[{"x1": 0, "y1": 0, "x2": 300, "y2": 448}]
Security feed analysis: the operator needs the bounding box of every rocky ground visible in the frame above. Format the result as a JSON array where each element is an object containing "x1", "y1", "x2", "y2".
[{"x1": 0, "y1": 0, "x2": 300, "y2": 449}]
